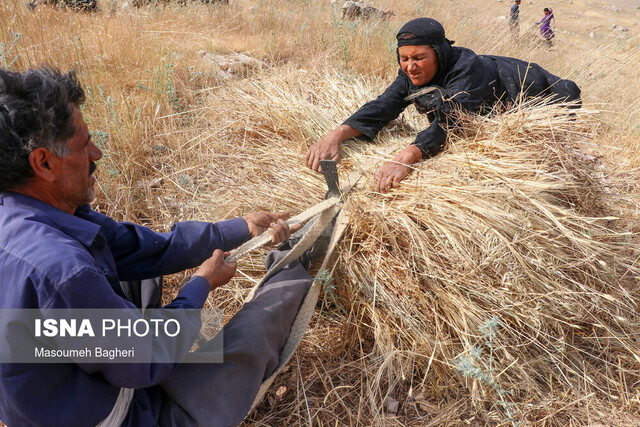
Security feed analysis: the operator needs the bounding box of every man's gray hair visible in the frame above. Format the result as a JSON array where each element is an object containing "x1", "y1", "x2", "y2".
[{"x1": 0, "y1": 67, "x2": 85, "y2": 192}]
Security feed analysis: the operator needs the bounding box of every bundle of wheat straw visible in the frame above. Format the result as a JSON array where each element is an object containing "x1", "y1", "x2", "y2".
[
  {"x1": 332, "y1": 102, "x2": 640, "y2": 424},
  {"x1": 4, "y1": 0, "x2": 640, "y2": 424},
  {"x1": 191, "y1": 69, "x2": 640, "y2": 424}
]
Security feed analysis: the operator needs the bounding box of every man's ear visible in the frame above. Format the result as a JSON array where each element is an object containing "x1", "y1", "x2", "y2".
[{"x1": 28, "y1": 147, "x2": 58, "y2": 183}]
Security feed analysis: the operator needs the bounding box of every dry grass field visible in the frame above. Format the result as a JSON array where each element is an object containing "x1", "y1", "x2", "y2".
[{"x1": 1, "y1": 0, "x2": 640, "y2": 425}]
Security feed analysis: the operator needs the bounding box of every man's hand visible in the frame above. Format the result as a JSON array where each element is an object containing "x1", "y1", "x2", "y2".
[
  {"x1": 242, "y1": 211, "x2": 303, "y2": 244},
  {"x1": 194, "y1": 250, "x2": 237, "y2": 291},
  {"x1": 305, "y1": 125, "x2": 362, "y2": 172},
  {"x1": 374, "y1": 145, "x2": 423, "y2": 193}
]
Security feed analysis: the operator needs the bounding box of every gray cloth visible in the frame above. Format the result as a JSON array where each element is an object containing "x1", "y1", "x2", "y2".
[
  {"x1": 119, "y1": 277, "x2": 164, "y2": 309},
  {"x1": 157, "y1": 250, "x2": 313, "y2": 426}
]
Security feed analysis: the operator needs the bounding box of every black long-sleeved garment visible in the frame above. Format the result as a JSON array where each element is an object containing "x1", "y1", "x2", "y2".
[{"x1": 343, "y1": 46, "x2": 581, "y2": 158}]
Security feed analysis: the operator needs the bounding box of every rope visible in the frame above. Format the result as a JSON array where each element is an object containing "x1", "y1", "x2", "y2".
[
  {"x1": 95, "y1": 387, "x2": 134, "y2": 427},
  {"x1": 248, "y1": 206, "x2": 351, "y2": 412},
  {"x1": 226, "y1": 197, "x2": 342, "y2": 264},
  {"x1": 245, "y1": 202, "x2": 342, "y2": 301}
]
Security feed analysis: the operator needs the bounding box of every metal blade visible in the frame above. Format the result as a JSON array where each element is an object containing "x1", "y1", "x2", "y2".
[{"x1": 320, "y1": 159, "x2": 340, "y2": 200}]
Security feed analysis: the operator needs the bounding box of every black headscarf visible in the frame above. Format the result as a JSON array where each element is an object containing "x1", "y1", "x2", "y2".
[{"x1": 396, "y1": 18, "x2": 460, "y2": 85}]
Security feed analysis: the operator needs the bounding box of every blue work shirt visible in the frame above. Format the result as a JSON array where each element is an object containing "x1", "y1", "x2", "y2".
[{"x1": 0, "y1": 192, "x2": 251, "y2": 426}]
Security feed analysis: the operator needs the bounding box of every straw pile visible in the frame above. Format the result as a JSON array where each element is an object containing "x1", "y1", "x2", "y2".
[
  {"x1": 3, "y1": 0, "x2": 640, "y2": 424},
  {"x1": 334, "y1": 104, "x2": 640, "y2": 424},
  {"x1": 193, "y1": 69, "x2": 640, "y2": 425}
]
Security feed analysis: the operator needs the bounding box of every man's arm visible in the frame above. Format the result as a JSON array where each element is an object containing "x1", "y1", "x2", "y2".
[
  {"x1": 46, "y1": 253, "x2": 234, "y2": 389},
  {"x1": 86, "y1": 209, "x2": 296, "y2": 282},
  {"x1": 93, "y1": 213, "x2": 249, "y2": 281},
  {"x1": 46, "y1": 220, "x2": 295, "y2": 389}
]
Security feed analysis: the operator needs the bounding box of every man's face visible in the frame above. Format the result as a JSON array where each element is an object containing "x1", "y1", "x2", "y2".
[
  {"x1": 398, "y1": 45, "x2": 439, "y2": 87},
  {"x1": 52, "y1": 106, "x2": 103, "y2": 212}
]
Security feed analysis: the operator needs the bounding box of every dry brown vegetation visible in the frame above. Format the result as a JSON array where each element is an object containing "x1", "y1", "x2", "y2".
[{"x1": 1, "y1": 0, "x2": 640, "y2": 425}]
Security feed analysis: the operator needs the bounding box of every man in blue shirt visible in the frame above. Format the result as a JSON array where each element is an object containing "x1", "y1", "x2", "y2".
[
  {"x1": 510, "y1": 0, "x2": 521, "y2": 37},
  {"x1": 0, "y1": 67, "x2": 314, "y2": 426}
]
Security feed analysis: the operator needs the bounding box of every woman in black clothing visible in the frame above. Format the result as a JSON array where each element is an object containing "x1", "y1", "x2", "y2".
[{"x1": 305, "y1": 18, "x2": 581, "y2": 192}]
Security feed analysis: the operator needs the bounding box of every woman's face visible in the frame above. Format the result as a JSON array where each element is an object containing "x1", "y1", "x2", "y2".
[{"x1": 398, "y1": 45, "x2": 439, "y2": 86}]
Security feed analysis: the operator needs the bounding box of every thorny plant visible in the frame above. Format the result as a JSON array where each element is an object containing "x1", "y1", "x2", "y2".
[
  {"x1": 318, "y1": 268, "x2": 347, "y2": 314},
  {"x1": 0, "y1": 31, "x2": 20, "y2": 68},
  {"x1": 136, "y1": 62, "x2": 183, "y2": 113},
  {"x1": 454, "y1": 316, "x2": 519, "y2": 426}
]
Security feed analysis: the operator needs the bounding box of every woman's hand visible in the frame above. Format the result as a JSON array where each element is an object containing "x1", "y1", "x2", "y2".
[
  {"x1": 305, "y1": 125, "x2": 362, "y2": 172},
  {"x1": 374, "y1": 145, "x2": 423, "y2": 193},
  {"x1": 375, "y1": 161, "x2": 412, "y2": 193}
]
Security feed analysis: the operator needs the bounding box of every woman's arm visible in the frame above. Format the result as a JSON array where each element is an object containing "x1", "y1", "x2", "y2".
[{"x1": 306, "y1": 71, "x2": 411, "y2": 171}]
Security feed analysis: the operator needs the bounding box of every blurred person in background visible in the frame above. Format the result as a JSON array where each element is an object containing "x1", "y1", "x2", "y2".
[
  {"x1": 537, "y1": 8, "x2": 555, "y2": 47},
  {"x1": 509, "y1": 0, "x2": 522, "y2": 37},
  {"x1": 306, "y1": 17, "x2": 580, "y2": 193}
]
